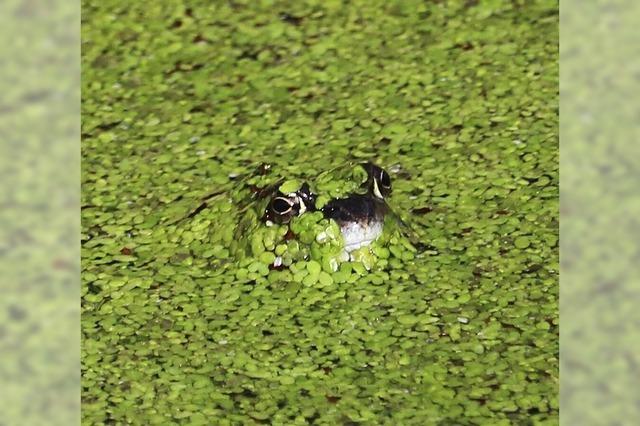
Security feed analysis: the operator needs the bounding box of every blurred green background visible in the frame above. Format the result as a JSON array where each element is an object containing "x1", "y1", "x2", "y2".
[
  {"x1": 0, "y1": 0, "x2": 80, "y2": 425},
  {"x1": 561, "y1": 0, "x2": 640, "y2": 424}
]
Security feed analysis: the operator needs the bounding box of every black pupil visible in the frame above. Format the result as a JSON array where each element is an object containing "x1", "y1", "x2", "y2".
[
  {"x1": 380, "y1": 171, "x2": 391, "y2": 188},
  {"x1": 272, "y1": 198, "x2": 292, "y2": 214}
]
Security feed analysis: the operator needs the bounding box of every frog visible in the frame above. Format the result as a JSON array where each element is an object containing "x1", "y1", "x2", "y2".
[{"x1": 228, "y1": 161, "x2": 417, "y2": 278}]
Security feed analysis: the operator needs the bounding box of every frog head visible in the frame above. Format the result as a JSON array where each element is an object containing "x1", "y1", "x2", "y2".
[{"x1": 230, "y1": 162, "x2": 415, "y2": 278}]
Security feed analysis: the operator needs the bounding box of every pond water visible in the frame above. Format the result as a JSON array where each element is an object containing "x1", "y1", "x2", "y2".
[{"x1": 82, "y1": 1, "x2": 558, "y2": 424}]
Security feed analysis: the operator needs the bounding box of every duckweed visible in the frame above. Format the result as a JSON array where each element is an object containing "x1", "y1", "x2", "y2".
[{"x1": 82, "y1": 0, "x2": 558, "y2": 424}]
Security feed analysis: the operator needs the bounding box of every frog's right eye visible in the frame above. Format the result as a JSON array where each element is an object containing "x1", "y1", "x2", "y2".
[
  {"x1": 378, "y1": 169, "x2": 392, "y2": 190},
  {"x1": 271, "y1": 197, "x2": 293, "y2": 215}
]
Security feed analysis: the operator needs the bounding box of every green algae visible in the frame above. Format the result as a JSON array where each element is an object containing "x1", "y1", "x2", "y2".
[{"x1": 82, "y1": 0, "x2": 558, "y2": 424}]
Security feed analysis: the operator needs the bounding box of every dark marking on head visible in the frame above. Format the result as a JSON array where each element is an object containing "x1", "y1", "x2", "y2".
[{"x1": 322, "y1": 194, "x2": 387, "y2": 224}]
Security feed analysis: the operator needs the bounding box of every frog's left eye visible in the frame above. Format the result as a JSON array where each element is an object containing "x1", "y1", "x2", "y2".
[
  {"x1": 264, "y1": 196, "x2": 297, "y2": 225},
  {"x1": 271, "y1": 197, "x2": 293, "y2": 215}
]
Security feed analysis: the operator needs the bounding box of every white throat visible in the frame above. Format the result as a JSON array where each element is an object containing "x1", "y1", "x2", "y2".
[{"x1": 340, "y1": 220, "x2": 384, "y2": 252}]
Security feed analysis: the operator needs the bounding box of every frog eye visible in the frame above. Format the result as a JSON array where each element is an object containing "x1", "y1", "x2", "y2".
[
  {"x1": 361, "y1": 163, "x2": 392, "y2": 199},
  {"x1": 271, "y1": 197, "x2": 293, "y2": 215},
  {"x1": 378, "y1": 169, "x2": 392, "y2": 190}
]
